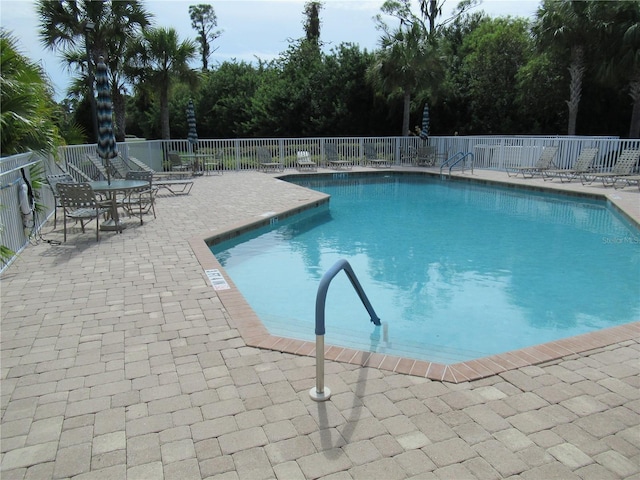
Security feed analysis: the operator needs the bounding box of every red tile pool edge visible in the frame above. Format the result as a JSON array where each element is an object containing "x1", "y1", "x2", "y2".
[{"x1": 189, "y1": 234, "x2": 640, "y2": 384}]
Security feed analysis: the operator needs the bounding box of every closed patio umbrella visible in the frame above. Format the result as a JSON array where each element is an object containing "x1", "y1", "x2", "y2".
[
  {"x1": 420, "y1": 104, "x2": 430, "y2": 141},
  {"x1": 187, "y1": 99, "x2": 198, "y2": 152},
  {"x1": 186, "y1": 99, "x2": 201, "y2": 172},
  {"x1": 95, "y1": 56, "x2": 117, "y2": 184}
]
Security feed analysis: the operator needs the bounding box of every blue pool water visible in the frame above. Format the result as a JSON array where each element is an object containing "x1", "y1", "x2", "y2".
[{"x1": 211, "y1": 174, "x2": 640, "y2": 363}]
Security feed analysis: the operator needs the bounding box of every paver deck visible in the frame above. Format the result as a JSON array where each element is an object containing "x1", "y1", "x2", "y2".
[{"x1": 1, "y1": 167, "x2": 638, "y2": 479}]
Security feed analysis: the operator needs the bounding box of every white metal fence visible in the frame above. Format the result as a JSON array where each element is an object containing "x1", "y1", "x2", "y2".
[
  {"x1": 63, "y1": 137, "x2": 427, "y2": 176},
  {"x1": 431, "y1": 135, "x2": 634, "y2": 171},
  {"x1": 0, "y1": 151, "x2": 59, "y2": 271},
  {"x1": 2, "y1": 134, "x2": 638, "y2": 273}
]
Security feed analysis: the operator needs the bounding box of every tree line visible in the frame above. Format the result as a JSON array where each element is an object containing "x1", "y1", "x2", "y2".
[{"x1": 2, "y1": 0, "x2": 638, "y2": 156}]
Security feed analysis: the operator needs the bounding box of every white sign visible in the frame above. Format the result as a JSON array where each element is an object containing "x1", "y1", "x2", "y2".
[{"x1": 205, "y1": 269, "x2": 230, "y2": 290}]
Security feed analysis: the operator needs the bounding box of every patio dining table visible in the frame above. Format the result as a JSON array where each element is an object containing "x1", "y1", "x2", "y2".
[{"x1": 90, "y1": 180, "x2": 147, "y2": 231}]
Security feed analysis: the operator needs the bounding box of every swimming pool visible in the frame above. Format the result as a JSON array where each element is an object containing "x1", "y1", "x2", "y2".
[{"x1": 211, "y1": 174, "x2": 640, "y2": 364}]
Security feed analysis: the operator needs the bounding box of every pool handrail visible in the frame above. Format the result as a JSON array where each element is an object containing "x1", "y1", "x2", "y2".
[
  {"x1": 311, "y1": 258, "x2": 381, "y2": 401},
  {"x1": 440, "y1": 151, "x2": 474, "y2": 176},
  {"x1": 440, "y1": 151, "x2": 465, "y2": 175},
  {"x1": 448, "y1": 152, "x2": 474, "y2": 175},
  {"x1": 315, "y1": 258, "x2": 381, "y2": 335}
]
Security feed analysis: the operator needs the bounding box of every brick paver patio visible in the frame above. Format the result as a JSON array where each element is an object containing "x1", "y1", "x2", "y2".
[{"x1": 1, "y1": 168, "x2": 638, "y2": 479}]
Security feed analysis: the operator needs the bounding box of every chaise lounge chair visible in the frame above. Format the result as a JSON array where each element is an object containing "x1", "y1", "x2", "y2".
[
  {"x1": 542, "y1": 147, "x2": 598, "y2": 183},
  {"x1": 580, "y1": 149, "x2": 640, "y2": 187},
  {"x1": 506, "y1": 146, "x2": 558, "y2": 178},
  {"x1": 153, "y1": 177, "x2": 194, "y2": 195},
  {"x1": 125, "y1": 156, "x2": 194, "y2": 195},
  {"x1": 324, "y1": 143, "x2": 351, "y2": 170},
  {"x1": 613, "y1": 174, "x2": 640, "y2": 190},
  {"x1": 363, "y1": 142, "x2": 391, "y2": 168},
  {"x1": 296, "y1": 151, "x2": 317, "y2": 171},
  {"x1": 257, "y1": 147, "x2": 284, "y2": 172}
]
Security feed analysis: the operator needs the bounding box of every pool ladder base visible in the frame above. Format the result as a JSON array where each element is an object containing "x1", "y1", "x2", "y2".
[{"x1": 309, "y1": 386, "x2": 331, "y2": 402}]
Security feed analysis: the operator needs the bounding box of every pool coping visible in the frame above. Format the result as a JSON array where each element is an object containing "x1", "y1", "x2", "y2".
[{"x1": 189, "y1": 168, "x2": 640, "y2": 383}]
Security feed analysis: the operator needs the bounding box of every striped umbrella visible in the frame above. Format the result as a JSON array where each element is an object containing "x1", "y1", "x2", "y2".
[
  {"x1": 420, "y1": 103, "x2": 430, "y2": 141},
  {"x1": 95, "y1": 56, "x2": 117, "y2": 184},
  {"x1": 187, "y1": 99, "x2": 198, "y2": 151}
]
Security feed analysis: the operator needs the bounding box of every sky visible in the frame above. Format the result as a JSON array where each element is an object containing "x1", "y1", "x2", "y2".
[{"x1": 1, "y1": 0, "x2": 540, "y2": 101}]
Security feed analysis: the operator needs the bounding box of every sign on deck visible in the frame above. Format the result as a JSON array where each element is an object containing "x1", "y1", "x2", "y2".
[{"x1": 205, "y1": 269, "x2": 230, "y2": 290}]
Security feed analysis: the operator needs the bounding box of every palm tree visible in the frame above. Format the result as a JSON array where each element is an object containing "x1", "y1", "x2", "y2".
[
  {"x1": 125, "y1": 27, "x2": 198, "y2": 139},
  {"x1": 534, "y1": 0, "x2": 597, "y2": 135},
  {"x1": 590, "y1": 1, "x2": 640, "y2": 138},
  {"x1": 0, "y1": 30, "x2": 61, "y2": 155},
  {"x1": 36, "y1": 0, "x2": 151, "y2": 142},
  {"x1": 368, "y1": 19, "x2": 442, "y2": 136},
  {"x1": 620, "y1": 14, "x2": 640, "y2": 138}
]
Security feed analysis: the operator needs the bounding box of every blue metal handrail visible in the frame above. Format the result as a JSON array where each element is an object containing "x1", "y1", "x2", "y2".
[
  {"x1": 315, "y1": 259, "x2": 381, "y2": 335},
  {"x1": 440, "y1": 151, "x2": 474, "y2": 177},
  {"x1": 310, "y1": 259, "x2": 381, "y2": 401},
  {"x1": 448, "y1": 152, "x2": 475, "y2": 175},
  {"x1": 439, "y1": 151, "x2": 465, "y2": 175}
]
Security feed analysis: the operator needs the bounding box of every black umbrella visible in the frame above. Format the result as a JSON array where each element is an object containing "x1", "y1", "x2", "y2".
[
  {"x1": 96, "y1": 56, "x2": 117, "y2": 184},
  {"x1": 420, "y1": 104, "x2": 430, "y2": 141},
  {"x1": 187, "y1": 99, "x2": 198, "y2": 152}
]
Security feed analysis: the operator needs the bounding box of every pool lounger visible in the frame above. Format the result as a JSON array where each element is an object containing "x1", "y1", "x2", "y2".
[
  {"x1": 296, "y1": 151, "x2": 317, "y2": 172},
  {"x1": 613, "y1": 174, "x2": 640, "y2": 190},
  {"x1": 154, "y1": 179, "x2": 194, "y2": 195},
  {"x1": 328, "y1": 160, "x2": 352, "y2": 170},
  {"x1": 153, "y1": 171, "x2": 192, "y2": 180}
]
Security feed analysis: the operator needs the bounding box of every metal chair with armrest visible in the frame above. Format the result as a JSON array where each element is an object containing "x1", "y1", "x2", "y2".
[
  {"x1": 57, "y1": 182, "x2": 111, "y2": 242},
  {"x1": 122, "y1": 171, "x2": 157, "y2": 224},
  {"x1": 46, "y1": 173, "x2": 76, "y2": 228}
]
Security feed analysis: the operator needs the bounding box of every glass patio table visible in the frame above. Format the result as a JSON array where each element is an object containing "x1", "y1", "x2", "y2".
[{"x1": 89, "y1": 180, "x2": 147, "y2": 231}]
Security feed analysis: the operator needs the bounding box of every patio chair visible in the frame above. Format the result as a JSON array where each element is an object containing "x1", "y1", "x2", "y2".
[
  {"x1": 122, "y1": 171, "x2": 157, "y2": 224},
  {"x1": 363, "y1": 142, "x2": 391, "y2": 168},
  {"x1": 324, "y1": 143, "x2": 351, "y2": 170},
  {"x1": 46, "y1": 173, "x2": 75, "y2": 228},
  {"x1": 415, "y1": 146, "x2": 441, "y2": 167},
  {"x1": 203, "y1": 150, "x2": 224, "y2": 176},
  {"x1": 542, "y1": 147, "x2": 598, "y2": 183},
  {"x1": 257, "y1": 147, "x2": 284, "y2": 172},
  {"x1": 57, "y1": 182, "x2": 111, "y2": 242},
  {"x1": 506, "y1": 146, "x2": 559, "y2": 178},
  {"x1": 168, "y1": 152, "x2": 189, "y2": 172},
  {"x1": 400, "y1": 146, "x2": 417, "y2": 165},
  {"x1": 296, "y1": 151, "x2": 317, "y2": 171},
  {"x1": 580, "y1": 149, "x2": 640, "y2": 187}
]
